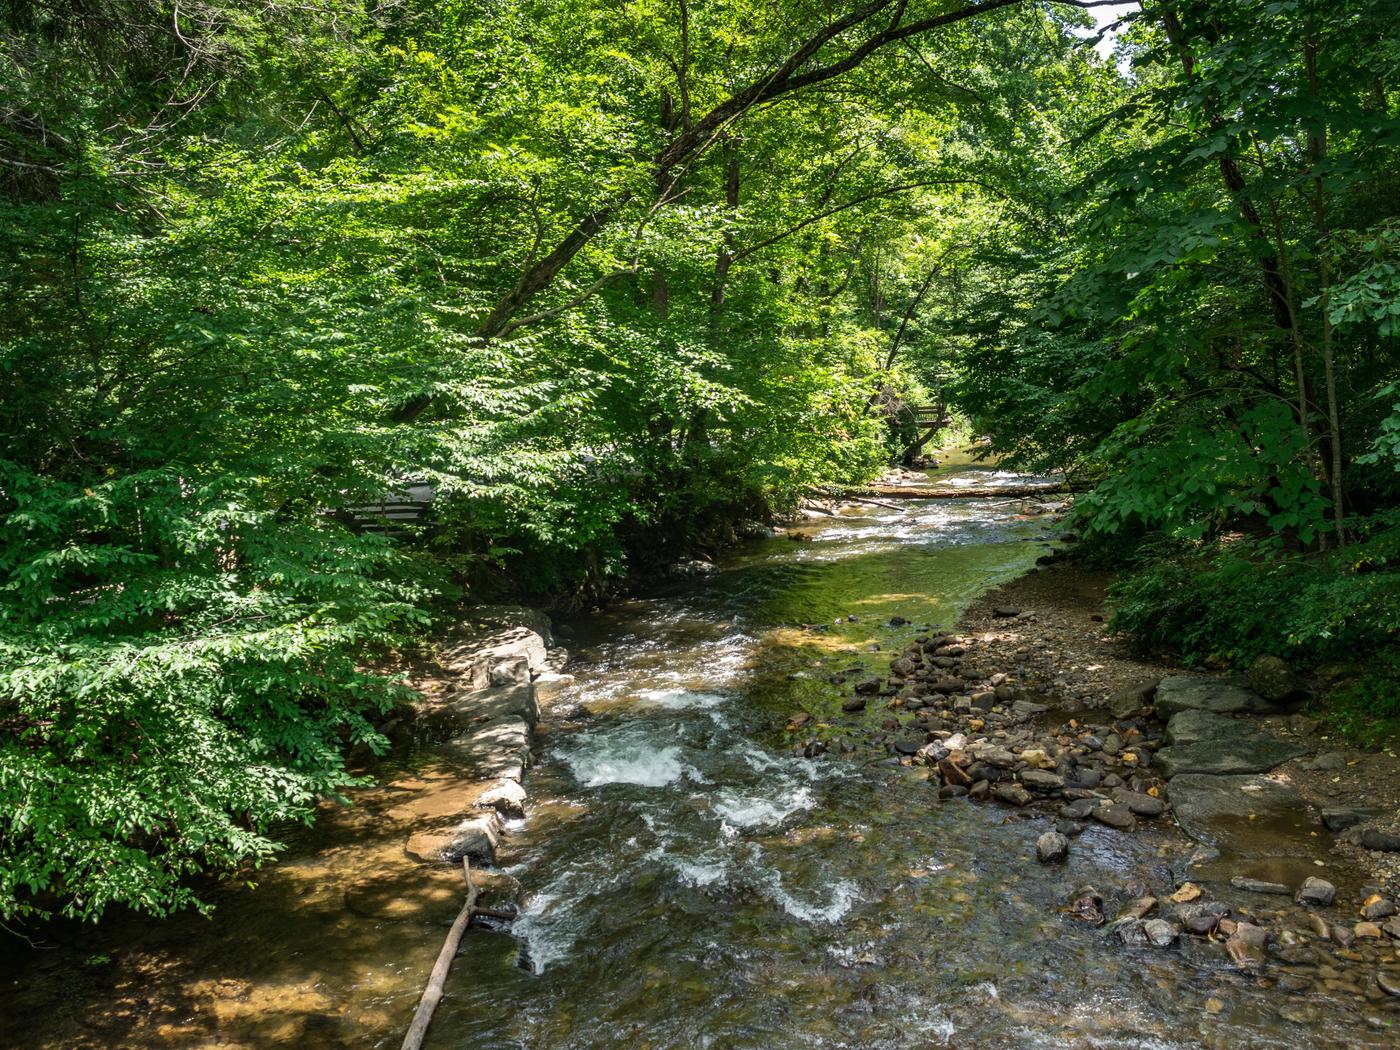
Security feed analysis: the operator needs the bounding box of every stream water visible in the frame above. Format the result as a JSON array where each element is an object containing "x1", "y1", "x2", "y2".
[{"x1": 2, "y1": 461, "x2": 1395, "y2": 1048}]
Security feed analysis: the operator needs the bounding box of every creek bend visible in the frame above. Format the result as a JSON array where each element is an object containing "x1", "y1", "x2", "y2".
[{"x1": 3, "y1": 463, "x2": 1392, "y2": 1048}]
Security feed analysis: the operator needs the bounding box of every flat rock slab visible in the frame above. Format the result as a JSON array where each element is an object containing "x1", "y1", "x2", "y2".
[
  {"x1": 1164, "y1": 708, "x2": 1242, "y2": 747},
  {"x1": 1167, "y1": 774, "x2": 1356, "y2": 893},
  {"x1": 1154, "y1": 675, "x2": 1273, "y2": 719},
  {"x1": 449, "y1": 682, "x2": 540, "y2": 729},
  {"x1": 440, "y1": 717, "x2": 531, "y2": 781},
  {"x1": 1154, "y1": 717, "x2": 1303, "y2": 776}
]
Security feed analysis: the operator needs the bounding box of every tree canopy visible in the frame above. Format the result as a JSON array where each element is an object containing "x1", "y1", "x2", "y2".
[{"x1": 2, "y1": 0, "x2": 1397, "y2": 920}]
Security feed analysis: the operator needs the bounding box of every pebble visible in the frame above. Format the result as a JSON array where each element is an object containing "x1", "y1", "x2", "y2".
[
  {"x1": 1361, "y1": 895, "x2": 1397, "y2": 921},
  {"x1": 1378, "y1": 971, "x2": 1400, "y2": 997},
  {"x1": 1114, "y1": 789, "x2": 1165, "y2": 817}
]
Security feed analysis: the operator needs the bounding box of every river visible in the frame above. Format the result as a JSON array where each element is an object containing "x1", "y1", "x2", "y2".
[{"x1": 1, "y1": 461, "x2": 1393, "y2": 1047}]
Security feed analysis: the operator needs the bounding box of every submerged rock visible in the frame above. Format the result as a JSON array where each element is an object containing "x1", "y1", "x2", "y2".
[
  {"x1": 1143, "y1": 919, "x2": 1180, "y2": 947},
  {"x1": 1231, "y1": 876, "x2": 1290, "y2": 895}
]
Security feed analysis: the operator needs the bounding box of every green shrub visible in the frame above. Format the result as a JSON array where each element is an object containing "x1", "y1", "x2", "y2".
[
  {"x1": 1109, "y1": 515, "x2": 1400, "y2": 670},
  {"x1": 0, "y1": 463, "x2": 437, "y2": 922}
]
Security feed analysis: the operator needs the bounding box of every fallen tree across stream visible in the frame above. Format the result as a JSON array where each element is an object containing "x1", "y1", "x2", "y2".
[{"x1": 819, "y1": 482, "x2": 1079, "y2": 501}]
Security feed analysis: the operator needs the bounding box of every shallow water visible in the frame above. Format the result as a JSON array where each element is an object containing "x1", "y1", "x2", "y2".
[{"x1": 2, "y1": 463, "x2": 1396, "y2": 1048}]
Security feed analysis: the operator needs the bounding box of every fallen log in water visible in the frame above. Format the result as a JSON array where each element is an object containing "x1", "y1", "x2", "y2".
[
  {"x1": 827, "y1": 482, "x2": 1077, "y2": 501},
  {"x1": 401, "y1": 858, "x2": 481, "y2": 1050}
]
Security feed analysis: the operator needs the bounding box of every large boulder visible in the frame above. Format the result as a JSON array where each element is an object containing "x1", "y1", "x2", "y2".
[
  {"x1": 1248, "y1": 655, "x2": 1307, "y2": 703},
  {"x1": 1108, "y1": 679, "x2": 1159, "y2": 718},
  {"x1": 1154, "y1": 675, "x2": 1273, "y2": 718}
]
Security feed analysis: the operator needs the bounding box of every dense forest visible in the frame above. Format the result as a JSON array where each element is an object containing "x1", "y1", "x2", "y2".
[{"x1": 2, "y1": 0, "x2": 1397, "y2": 925}]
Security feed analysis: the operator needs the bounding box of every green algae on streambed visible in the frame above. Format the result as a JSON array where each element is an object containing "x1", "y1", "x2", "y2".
[{"x1": 1, "y1": 464, "x2": 1396, "y2": 1048}]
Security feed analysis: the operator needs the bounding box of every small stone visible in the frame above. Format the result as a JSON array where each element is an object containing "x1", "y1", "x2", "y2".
[
  {"x1": 1354, "y1": 922, "x2": 1383, "y2": 939},
  {"x1": 854, "y1": 676, "x2": 882, "y2": 695},
  {"x1": 1059, "y1": 798, "x2": 1096, "y2": 821},
  {"x1": 841, "y1": 696, "x2": 867, "y2": 712},
  {"x1": 1036, "y1": 831, "x2": 1070, "y2": 863},
  {"x1": 1382, "y1": 917, "x2": 1400, "y2": 939},
  {"x1": 992, "y1": 606, "x2": 1022, "y2": 618},
  {"x1": 1056, "y1": 819, "x2": 1086, "y2": 837},
  {"x1": 1362, "y1": 896, "x2": 1398, "y2": 921},
  {"x1": 1185, "y1": 913, "x2": 1220, "y2": 936},
  {"x1": 1020, "y1": 769, "x2": 1065, "y2": 792},
  {"x1": 1114, "y1": 789, "x2": 1165, "y2": 817},
  {"x1": 994, "y1": 782, "x2": 1033, "y2": 807},
  {"x1": 1092, "y1": 804, "x2": 1136, "y2": 831},
  {"x1": 968, "y1": 779, "x2": 991, "y2": 801},
  {"x1": 1233, "y1": 921, "x2": 1269, "y2": 948},
  {"x1": 1168, "y1": 882, "x2": 1203, "y2": 904},
  {"x1": 1378, "y1": 971, "x2": 1400, "y2": 997},
  {"x1": 1231, "y1": 876, "x2": 1291, "y2": 895},
  {"x1": 1296, "y1": 876, "x2": 1336, "y2": 906},
  {"x1": 1331, "y1": 924, "x2": 1356, "y2": 948},
  {"x1": 1204, "y1": 997, "x2": 1224, "y2": 1014},
  {"x1": 1144, "y1": 919, "x2": 1180, "y2": 947},
  {"x1": 1116, "y1": 919, "x2": 1149, "y2": 946}
]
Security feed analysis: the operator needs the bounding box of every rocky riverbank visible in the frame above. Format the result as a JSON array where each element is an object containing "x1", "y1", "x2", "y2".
[
  {"x1": 394, "y1": 606, "x2": 569, "y2": 882},
  {"x1": 789, "y1": 554, "x2": 1400, "y2": 1016}
]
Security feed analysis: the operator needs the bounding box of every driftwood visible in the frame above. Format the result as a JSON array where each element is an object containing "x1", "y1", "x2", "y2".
[
  {"x1": 840, "y1": 494, "x2": 905, "y2": 511},
  {"x1": 401, "y1": 859, "x2": 481, "y2": 1050}
]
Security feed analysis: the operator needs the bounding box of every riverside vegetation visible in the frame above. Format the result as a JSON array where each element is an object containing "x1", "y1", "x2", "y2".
[{"x1": 1, "y1": 0, "x2": 1398, "y2": 948}]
